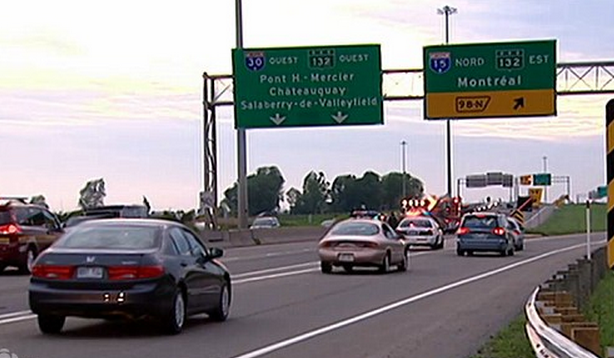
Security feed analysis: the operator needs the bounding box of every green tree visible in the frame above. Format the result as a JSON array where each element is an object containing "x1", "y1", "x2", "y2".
[
  {"x1": 381, "y1": 172, "x2": 425, "y2": 210},
  {"x1": 295, "y1": 171, "x2": 329, "y2": 214},
  {"x1": 354, "y1": 171, "x2": 382, "y2": 209},
  {"x1": 286, "y1": 187, "x2": 302, "y2": 214},
  {"x1": 221, "y1": 166, "x2": 286, "y2": 216},
  {"x1": 330, "y1": 174, "x2": 359, "y2": 213}
]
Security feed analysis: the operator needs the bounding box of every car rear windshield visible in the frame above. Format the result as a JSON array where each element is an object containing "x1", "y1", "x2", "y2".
[
  {"x1": 56, "y1": 225, "x2": 161, "y2": 250},
  {"x1": 0, "y1": 211, "x2": 12, "y2": 225},
  {"x1": 398, "y1": 219, "x2": 432, "y2": 228},
  {"x1": 462, "y1": 215, "x2": 499, "y2": 229},
  {"x1": 330, "y1": 222, "x2": 379, "y2": 236}
]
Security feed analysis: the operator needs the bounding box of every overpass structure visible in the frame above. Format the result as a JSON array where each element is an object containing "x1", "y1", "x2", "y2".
[{"x1": 202, "y1": 61, "x2": 614, "y2": 223}]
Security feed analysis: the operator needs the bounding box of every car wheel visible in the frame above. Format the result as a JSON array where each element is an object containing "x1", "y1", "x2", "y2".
[
  {"x1": 438, "y1": 235, "x2": 445, "y2": 250},
  {"x1": 20, "y1": 246, "x2": 38, "y2": 274},
  {"x1": 162, "y1": 287, "x2": 186, "y2": 334},
  {"x1": 500, "y1": 249, "x2": 507, "y2": 257},
  {"x1": 320, "y1": 261, "x2": 332, "y2": 274},
  {"x1": 518, "y1": 242, "x2": 524, "y2": 251},
  {"x1": 343, "y1": 265, "x2": 353, "y2": 273},
  {"x1": 456, "y1": 248, "x2": 464, "y2": 256},
  {"x1": 379, "y1": 253, "x2": 390, "y2": 273},
  {"x1": 208, "y1": 282, "x2": 230, "y2": 322},
  {"x1": 508, "y1": 245, "x2": 515, "y2": 256},
  {"x1": 37, "y1": 314, "x2": 65, "y2": 334}
]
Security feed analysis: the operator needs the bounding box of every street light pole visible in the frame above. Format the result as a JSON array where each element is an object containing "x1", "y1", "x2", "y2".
[
  {"x1": 438, "y1": 5, "x2": 457, "y2": 197},
  {"x1": 542, "y1": 155, "x2": 548, "y2": 203},
  {"x1": 401, "y1": 140, "x2": 408, "y2": 198},
  {"x1": 236, "y1": 0, "x2": 249, "y2": 229}
]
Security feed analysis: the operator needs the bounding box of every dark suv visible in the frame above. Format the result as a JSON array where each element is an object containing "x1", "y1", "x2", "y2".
[
  {"x1": 0, "y1": 199, "x2": 63, "y2": 273},
  {"x1": 456, "y1": 212, "x2": 514, "y2": 257}
]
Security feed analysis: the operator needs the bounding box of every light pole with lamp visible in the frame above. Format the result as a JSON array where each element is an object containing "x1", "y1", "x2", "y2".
[
  {"x1": 401, "y1": 140, "x2": 408, "y2": 198},
  {"x1": 437, "y1": 5, "x2": 457, "y2": 197}
]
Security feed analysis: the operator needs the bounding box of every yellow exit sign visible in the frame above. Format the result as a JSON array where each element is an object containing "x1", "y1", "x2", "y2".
[{"x1": 425, "y1": 89, "x2": 555, "y2": 119}]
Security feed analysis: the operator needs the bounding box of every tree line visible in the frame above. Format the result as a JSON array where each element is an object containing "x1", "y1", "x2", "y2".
[{"x1": 220, "y1": 166, "x2": 424, "y2": 216}]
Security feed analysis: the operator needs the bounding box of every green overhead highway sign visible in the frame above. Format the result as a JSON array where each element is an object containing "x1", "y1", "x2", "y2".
[
  {"x1": 423, "y1": 39, "x2": 556, "y2": 119},
  {"x1": 533, "y1": 173, "x2": 552, "y2": 186},
  {"x1": 232, "y1": 45, "x2": 383, "y2": 129}
]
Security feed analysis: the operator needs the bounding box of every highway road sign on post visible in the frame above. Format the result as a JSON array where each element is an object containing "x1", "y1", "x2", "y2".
[
  {"x1": 232, "y1": 44, "x2": 383, "y2": 129},
  {"x1": 423, "y1": 40, "x2": 556, "y2": 119},
  {"x1": 520, "y1": 175, "x2": 533, "y2": 185},
  {"x1": 533, "y1": 173, "x2": 552, "y2": 186},
  {"x1": 466, "y1": 174, "x2": 487, "y2": 188}
]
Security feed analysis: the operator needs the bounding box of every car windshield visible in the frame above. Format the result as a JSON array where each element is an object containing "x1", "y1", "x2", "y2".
[
  {"x1": 463, "y1": 215, "x2": 499, "y2": 229},
  {"x1": 329, "y1": 222, "x2": 379, "y2": 236},
  {"x1": 56, "y1": 225, "x2": 161, "y2": 250},
  {"x1": 399, "y1": 219, "x2": 432, "y2": 228}
]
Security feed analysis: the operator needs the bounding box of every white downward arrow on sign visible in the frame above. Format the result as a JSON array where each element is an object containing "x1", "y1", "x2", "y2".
[
  {"x1": 270, "y1": 113, "x2": 286, "y2": 125},
  {"x1": 331, "y1": 111, "x2": 348, "y2": 123}
]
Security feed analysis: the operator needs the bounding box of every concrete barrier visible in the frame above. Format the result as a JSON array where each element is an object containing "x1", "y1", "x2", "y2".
[{"x1": 199, "y1": 226, "x2": 328, "y2": 248}]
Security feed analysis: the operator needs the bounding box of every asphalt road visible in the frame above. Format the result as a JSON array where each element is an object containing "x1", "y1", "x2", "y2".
[{"x1": 0, "y1": 233, "x2": 606, "y2": 358}]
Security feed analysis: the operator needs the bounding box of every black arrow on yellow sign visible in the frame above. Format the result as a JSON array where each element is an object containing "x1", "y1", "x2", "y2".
[{"x1": 513, "y1": 97, "x2": 525, "y2": 110}]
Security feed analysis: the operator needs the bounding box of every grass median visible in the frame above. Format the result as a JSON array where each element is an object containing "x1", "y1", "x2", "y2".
[{"x1": 527, "y1": 203, "x2": 606, "y2": 236}]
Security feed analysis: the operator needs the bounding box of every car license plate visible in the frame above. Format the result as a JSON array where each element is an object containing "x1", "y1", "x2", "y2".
[
  {"x1": 338, "y1": 253, "x2": 355, "y2": 262},
  {"x1": 77, "y1": 266, "x2": 104, "y2": 279},
  {"x1": 0, "y1": 237, "x2": 9, "y2": 245}
]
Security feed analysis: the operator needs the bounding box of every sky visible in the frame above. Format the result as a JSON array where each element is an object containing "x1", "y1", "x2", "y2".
[{"x1": 1, "y1": 0, "x2": 613, "y2": 212}]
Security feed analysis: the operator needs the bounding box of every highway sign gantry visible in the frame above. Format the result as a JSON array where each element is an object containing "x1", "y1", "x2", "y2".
[
  {"x1": 232, "y1": 44, "x2": 382, "y2": 129},
  {"x1": 423, "y1": 40, "x2": 556, "y2": 119}
]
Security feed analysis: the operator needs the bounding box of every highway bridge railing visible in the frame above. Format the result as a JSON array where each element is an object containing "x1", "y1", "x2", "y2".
[{"x1": 525, "y1": 246, "x2": 609, "y2": 358}]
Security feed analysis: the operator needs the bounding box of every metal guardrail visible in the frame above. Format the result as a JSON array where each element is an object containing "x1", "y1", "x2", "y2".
[{"x1": 525, "y1": 287, "x2": 598, "y2": 358}]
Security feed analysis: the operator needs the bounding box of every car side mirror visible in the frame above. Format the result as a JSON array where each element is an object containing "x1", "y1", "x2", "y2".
[{"x1": 209, "y1": 247, "x2": 224, "y2": 259}]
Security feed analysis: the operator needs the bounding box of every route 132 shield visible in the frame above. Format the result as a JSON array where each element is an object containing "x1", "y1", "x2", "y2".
[
  {"x1": 429, "y1": 52, "x2": 451, "y2": 74},
  {"x1": 245, "y1": 51, "x2": 266, "y2": 71}
]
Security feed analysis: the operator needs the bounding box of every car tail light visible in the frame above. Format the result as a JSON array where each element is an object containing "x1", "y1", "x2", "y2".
[
  {"x1": 426, "y1": 230, "x2": 433, "y2": 235},
  {"x1": 457, "y1": 227, "x2": 470, "y2": 235},
  {"x1": 108, "y1": 265, "x2": 164, "y2": 280},
  {"x1": 0, "y1": 223, "x2": 22, "y2": 235},
  {"x1": 492, "y1": 227, "x2": 506, "y2": 236},
  {"x1": 32, "y1": 264, "x2": 74, "y2": 280},
  {"x1": 319, "y1": 241, "x2": 332, "y2": 248}
]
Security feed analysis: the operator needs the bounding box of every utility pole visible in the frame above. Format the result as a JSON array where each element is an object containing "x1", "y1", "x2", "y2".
[
  {"x1": 236, "y1": 0, "x2": 249, "y2": 229},
  {"x1": 438, "y1": 5, "x2": 457, "y2": 197},
  {"x1": 401, "y1": 140, "x2": 408, "y2": 198},
  {"x1": 542, "y1": 155, "x2": 548, "y2": 204}
]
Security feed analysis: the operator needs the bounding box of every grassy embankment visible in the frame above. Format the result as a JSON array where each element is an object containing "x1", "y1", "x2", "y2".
[{"x1": 473, "y1": 203, "x2": 611, "y2": 358}]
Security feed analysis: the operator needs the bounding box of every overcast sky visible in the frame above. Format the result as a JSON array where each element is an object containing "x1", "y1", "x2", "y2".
[{"x1": 1, "y1": 0, "x2": 612, "y2": 212}]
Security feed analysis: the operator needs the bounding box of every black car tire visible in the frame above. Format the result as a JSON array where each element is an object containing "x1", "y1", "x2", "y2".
[
  {"x1": 320, "y1": 261, "x2": 332, "y2": 274},
  {"x1": 456, "y1": 248, "x2": 464, "y2": 256},
  {"x1": 438, "y1": 235, "x2": 445, "y2": 250},
  {"x1": 37, "y1": 314, "x2": 65, "y2": 334},
  {"x1": 343, "y1": 265, "x2": 353, "y2": 273},
  {"x1": 500, "y1": 249, "x2": 507, "y2": 257},
  {"x1": 508, "y1": 246, "x2": 515, "y2": 256},
  {"x1": 208, "y1": 283, "x2": 231, "y2": 322},
  {"x1": 161, "y1": 288, "x2": 186, "y2": 335},
  {"x1": 379, "y1": 253, "x2": 390, "y2": 273}
]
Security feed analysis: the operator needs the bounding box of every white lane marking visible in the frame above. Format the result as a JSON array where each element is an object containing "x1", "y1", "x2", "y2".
[
  {"x1": 0, "y1": 314, "x2": 36, "y2": 325},
  {"x1": 234, "y1": 269, "x2": 318, "y2": 285},
  {"x1": 233, "y1": 262, "x2": 318, "y2": 278},
  {"x1": 229, "y1": 242, "x2": 587, "y2": 358},
  {"x1": 0, "y1": 310, "x2": 33, "y2": 320},
  {"x1": 223, "y1": 248, "x2": 313, "y2": 262}
]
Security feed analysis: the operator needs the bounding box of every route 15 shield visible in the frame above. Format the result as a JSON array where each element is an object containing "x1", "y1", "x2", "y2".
[
  {"x1": 245, "y1": 51, "x2": 266, "y2": 71},
  {"x1": 429, "y1": 52, "x2": 451, "y2": 74}
]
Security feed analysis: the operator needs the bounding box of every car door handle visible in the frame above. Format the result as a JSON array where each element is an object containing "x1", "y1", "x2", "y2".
[{"x1": 180, "y1": 262, "x2": 188, "y2": 267}]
